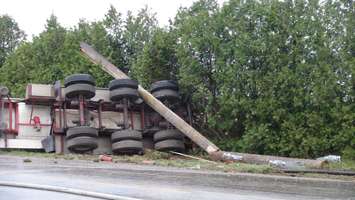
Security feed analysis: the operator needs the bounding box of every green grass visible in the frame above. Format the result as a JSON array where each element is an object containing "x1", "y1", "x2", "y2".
[
  {"x1": 327, "y1": 159, "x2": 355, "y2": 171},
  {"x1": 0, "y1": 149, "x2": 99, "y2": 160},
  {"x1": 0, "y1": 149, "x2": 52, "y2": 157}
]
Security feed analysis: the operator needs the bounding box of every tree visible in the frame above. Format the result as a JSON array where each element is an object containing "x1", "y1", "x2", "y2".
[
  {"x1": 173, "y1": 0, "x2": 354, "y2": 158},
  {"x1": 173, "y1": 0, "x2": 221, "y2": 135},
  {"x1": 0, "y1": 15, "x2": 25, "y2": 66},
  {"x1": 131, "y1": 28, "x2": 179, "y2": 87},
  {"x1": 103, "y1": 5, "x2": 127, "y2": 71},
  {"x1": 123, "y1": 6, "x2": 158, "y2": 71},
  {"x1": 103, "y1": 5, "x2": 158, "y2": 74}
]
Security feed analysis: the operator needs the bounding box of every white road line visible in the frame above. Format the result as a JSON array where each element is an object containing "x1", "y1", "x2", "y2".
[{"x1": 0, "y1": 181, "x2": 144, "y2": 200}]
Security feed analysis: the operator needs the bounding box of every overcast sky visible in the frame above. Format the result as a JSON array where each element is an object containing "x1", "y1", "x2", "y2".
[{"x1": 0, "y1": 0, "x2": 225, "y2": 39}]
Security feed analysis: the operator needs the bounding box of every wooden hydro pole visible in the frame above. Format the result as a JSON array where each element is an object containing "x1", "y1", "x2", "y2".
[{"x1": 80, "y1": 42, "x2": 325, "y2": 168}]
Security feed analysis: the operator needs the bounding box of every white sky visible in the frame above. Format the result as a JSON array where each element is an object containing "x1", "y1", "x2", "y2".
[{"x1": 0, "y1": 0, "x2": 225, "y2": 40}]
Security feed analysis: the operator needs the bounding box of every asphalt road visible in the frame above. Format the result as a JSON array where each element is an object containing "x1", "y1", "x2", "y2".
[
  {"x1": 0, "y1": 155, "x2": 353, "y2": 200},
  {"x1": 0, "y1": 186, "x2": 100, "y2": 200}
]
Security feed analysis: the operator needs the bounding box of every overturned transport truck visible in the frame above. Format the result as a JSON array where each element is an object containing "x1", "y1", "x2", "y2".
[{"x1": 0, "y1": 75, "x2": 192, "y2": 155}]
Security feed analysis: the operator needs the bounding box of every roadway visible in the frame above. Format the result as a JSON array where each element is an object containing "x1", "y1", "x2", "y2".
[{"x1": 0, "y1": 155, "x2": 353, "y2": 200}]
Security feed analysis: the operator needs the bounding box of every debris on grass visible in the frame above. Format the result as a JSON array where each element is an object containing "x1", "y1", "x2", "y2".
[
  {"x1": 141, "y1": 160, "x2": 155, "y2": 165},
  {"x1": 99, "y1": 154, "x2": 113, "y2": 162},
  {"x1": 269, "y1": 160, "x2": 286, "y2": 168},
  {"x1": 317, "y1": 155, "x2": 341, "y2": 163},
  {"x1": 189, "y1": 164, "x2": 201, "y2": 170}
]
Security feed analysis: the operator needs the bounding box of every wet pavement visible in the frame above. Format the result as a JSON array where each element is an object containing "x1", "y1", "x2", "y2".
[
  {"x1": 0, "y1": 155, "x2": 353, "y2": 200},
  {"x1": 0, "y1": 186, "x2": 100, "y2": 200}
]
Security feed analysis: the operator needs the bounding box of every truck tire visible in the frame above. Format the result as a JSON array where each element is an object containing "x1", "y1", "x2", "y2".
[
  {"x1": 150, "y1": 80, "x2": 178, "y2": 93},
  {"x1": 154, "y1": 139, "x2": 185, "y2": 152},
  {"x1": 108, "y1": 79, "x2": 138, "y2": 90},
  {"x1": 110, "y1": 87, "x2": 139, "y2": 102},
  {"x1": 66, "y1": 126, "x2": 98, "y2": 140},
  {"x1": 65, "y1": 83, "x2": 95, "y2": 99},
  {"x1": 67, "y1": 136, "x2": 98, "y2": 152},
  {"x1": 64, "y1": 74, "x2": 95, "y2": 87},
  {"x1": 111, "y1": 130, "x2": 142, "y2": 143},
  {"x1": 152, "y1": 89, "x2": 180, "y2": 102},
  {"x1": 112, "y1": 140, "x2": 143, "y2": 154},
  {"x1": 154, "y1": 129, "x2": 184, "y2": 142}
]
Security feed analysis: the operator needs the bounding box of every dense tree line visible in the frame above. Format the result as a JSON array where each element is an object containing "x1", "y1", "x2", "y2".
[{"x1": 0, "y1": 0, "x2": 353, "y2": 159}]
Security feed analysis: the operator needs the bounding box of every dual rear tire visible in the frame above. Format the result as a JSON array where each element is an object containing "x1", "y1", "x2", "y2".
[
  {"x1": 64, "y1": 74, "x2": 96, "y2": 99},
  {"x1": 153, "y1": 129, "x2": 185, "y2": 152},
  {"x1": 150, "y1": 80, "x2": 180, "y2": 103},
  {"x1": 66, "y1": 126, "x2": 98, "y2": 153},
  {"x1": 111, "y1": 130, "x2": 143, "y2": 154},
  {"x1": 109, "y1": 79, "x2": 139, "y2": 102}
]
